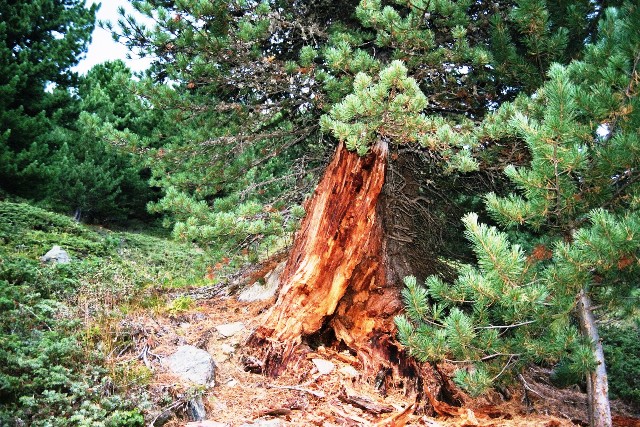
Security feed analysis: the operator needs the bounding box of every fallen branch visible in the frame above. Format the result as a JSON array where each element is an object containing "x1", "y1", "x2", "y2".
[
  {"x1": 340, "y1": 388, "x2": 394, "y2": 415},
  {"x1": 256, "y1": 408, "x2": 293, "y2": 417},
  {"x1": 268, "y1": 384, "x2": 326, "y2": 398},
  {"x1": 329, "y1": 403, "x2": 372, "y2": 426},
  {"x1": 374, "y1": 402, "x2": 415, "y2": 427},
  {"x1": 139, "y1": 344, "x2": 152, "y2": 369}
]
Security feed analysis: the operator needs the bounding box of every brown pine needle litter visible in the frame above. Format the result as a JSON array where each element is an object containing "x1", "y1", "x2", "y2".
[{"x1": 106, "y1": 296, "x2": 638, "y2": 427}]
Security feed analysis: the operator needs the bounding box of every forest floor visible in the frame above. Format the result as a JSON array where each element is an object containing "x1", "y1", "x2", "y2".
[
  {"x1": 112, "y1": 285, "x2": 640, "y2": 427},
  {"x1": 4, "y1": 201, "x2": 637, "y2": 426}
]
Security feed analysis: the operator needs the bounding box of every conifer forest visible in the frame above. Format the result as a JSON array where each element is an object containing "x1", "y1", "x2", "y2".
[{"x1": 1, "y1": 1, "x2": 639, "y2": 426}]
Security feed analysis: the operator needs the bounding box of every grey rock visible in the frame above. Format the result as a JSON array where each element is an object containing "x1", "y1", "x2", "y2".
[
  {"x1": 238, "y1": 261, "x2": 285, "y2": 302},
  {"x1": 40, "y1": 245, "x2": 70, "y2": 264},
  {"x1": 187, "y1": 395, "x2": 207, "y2": 421},
  {"x1": 165, "y1": 345, "x2": 216, "y2": 386},
  {"x1": 150, "y1": 408, "x2": 174, "y2": 426},
  {"x1": 215, "y1": 322, "x2": 245, "y2": 338}
]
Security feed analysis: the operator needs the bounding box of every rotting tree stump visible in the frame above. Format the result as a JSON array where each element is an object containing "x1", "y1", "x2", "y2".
[
  {"x1": 248, "y1": 139, "x2": 397, "y2": 376},
  {"x1": 246, "y1": 139, "x2": 476, "y2": 413}
]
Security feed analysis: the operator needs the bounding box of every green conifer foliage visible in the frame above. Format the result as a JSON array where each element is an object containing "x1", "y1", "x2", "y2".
[
  {"x1": 340, "y1": 0, "x2": 611, "y2": 115},
  {"x1": 397, "y1": 3, "x2": 640, "y2": 408},
  {"x1": 36, "y1": 61, "x2": 158, "y2": 222},
  {"x1": 320, "y1": 60, "x2": 479, "y2": 170},
  {"x1": 316, "y1": 0, "x2": 619, "y2": 176},
  {"x1": 0, "y1": 0, "x2": 97, "y2": 195},
  {"x1": 112, "y1": 0, "x2": 338, "y2": 259},
  {"x1": 112, "y1": 0, "x2": 619, "y2": 259}
]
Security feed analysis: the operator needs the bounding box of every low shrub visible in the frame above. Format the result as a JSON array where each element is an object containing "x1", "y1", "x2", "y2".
[
  {"x1": 0, "y1": 201, "x2": 211, "y2": 424},
  {"x1": 602, "y1": 323, "x2": 640, "y2": 408}
]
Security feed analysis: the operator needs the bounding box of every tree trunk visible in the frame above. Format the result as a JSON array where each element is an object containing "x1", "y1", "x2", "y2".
[
  {"x1": 576, "y1": 289, "x2": 612, "y2": 427},
  {"x1": 246, "y1": 140, "x2": 476, "y2": 414},
  {"x1": 249, "y1": 139, "x2": 401, "y2": 375},
  {"x1": 246, "y1": 141, "x2": 475, "y2": 416}
]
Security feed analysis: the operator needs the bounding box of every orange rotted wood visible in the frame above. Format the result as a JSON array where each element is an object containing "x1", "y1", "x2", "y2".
[{"x1": 260, "y1": 139, "x2": 389, "y2": 345}]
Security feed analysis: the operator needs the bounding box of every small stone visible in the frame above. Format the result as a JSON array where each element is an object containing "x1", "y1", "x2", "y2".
[
  {"x1": 215, "y1": 322, "x2": 245, "y2": 338},
  {"x1": 339, "y1": 365, "x2": 360, "y2": 379},
  {"x1": 221, "y1": 343, "x2": 235, "y2": 355},
  {"x1": 187, "y1": 395, "x2": 207, "y2": 421},
  {"x1": 312, "y1": 358, "x2": 335, "y2": 375},
  {"x1": 165, "y1": 345, "x2": 216, "y2": 386},
  {"x1": 40, "y1": 245, "x2": 70, "y2": 264}
]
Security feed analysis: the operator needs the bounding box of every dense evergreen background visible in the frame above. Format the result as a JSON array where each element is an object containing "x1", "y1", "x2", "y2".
[{"x1": 0, "y1": 0, "x2": 638, "y2": 425}]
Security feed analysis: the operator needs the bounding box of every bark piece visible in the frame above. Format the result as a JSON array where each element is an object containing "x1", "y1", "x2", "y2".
[
  {"x1": 329, "y1": 402, "x2": 372, "y2": 426},
  {"x1": 340, "y1": 387, "x2": 394, "y2": 414},
  {"x1": 240, "y1": 355, "x2": 264, "y2": 373},
  {"x1": 256, "y1": 408, "x2": 293, "y2": 417},
  {"x1": 374, "y1": 403, "x2": 415, "y2": 427},
  {"x1": 423, "y1": 389, "x2": 461, "y2": 417},
  {"x1": 238, "y1": 260, "x2": 285, "y2": 302},
  {"x1": 611, "y1": 416, "x2": 640, "y2": 427}
]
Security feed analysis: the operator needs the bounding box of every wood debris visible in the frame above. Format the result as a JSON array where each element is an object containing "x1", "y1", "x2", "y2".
[
  {"x1": 99, "y1": 294, "x2": 638, "y2": 427},
  {"x1": 340, "y1": 386, "x2": 395, "y2": 414}
]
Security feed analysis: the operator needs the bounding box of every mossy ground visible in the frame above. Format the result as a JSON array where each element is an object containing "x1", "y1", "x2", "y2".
[{"x1": 0, "y1": 201, "x2": 212, "y2": 426}]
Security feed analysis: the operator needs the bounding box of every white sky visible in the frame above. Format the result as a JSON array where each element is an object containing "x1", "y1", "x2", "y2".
[{"x1": 74, "y1": 0, "x2": 153, "y2": 75}]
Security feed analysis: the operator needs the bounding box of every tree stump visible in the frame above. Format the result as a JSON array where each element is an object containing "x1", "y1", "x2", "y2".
[{"x1": 248, "y1": 139, "x2": 400, "y2": 375}]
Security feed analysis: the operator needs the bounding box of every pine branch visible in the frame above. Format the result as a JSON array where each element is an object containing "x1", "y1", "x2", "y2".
[
  {"x1": 474, "y1": 320, "x2": 537, "y2": 330},
  {"x1": 445, "y1": 352, "x2": 522, "y2": 364},
  {"x1": 491, "y1": 354, "x2": 517, "y2": 382},
  {"x1": 243, "y1": 125, "x2": 318, "y2": 171}
]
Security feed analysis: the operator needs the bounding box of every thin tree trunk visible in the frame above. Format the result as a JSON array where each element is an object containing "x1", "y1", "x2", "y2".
[{"x1": 576, "y1": 289, "x2": 612, "y2": 427}]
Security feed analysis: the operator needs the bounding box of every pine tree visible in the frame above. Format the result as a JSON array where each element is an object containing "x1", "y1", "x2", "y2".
[
  {"x1": 45, "y1": 60, "x2": 159, "y2": 222},
  {"x1": 398, "y1": 3, "x2": 640, "y2": 425},
  {"x1": 0, "y1": 0, "x2": 97, "y2": 196},
  {"x1": 114, "y1": 0, "x2": 632, "y2": 413},
  {"x1": 110, "y1": 0, "x2": 342, "y2": 259},
  {"x1": 249, "y1": 0, "x2": 623, "y2": 380}
]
